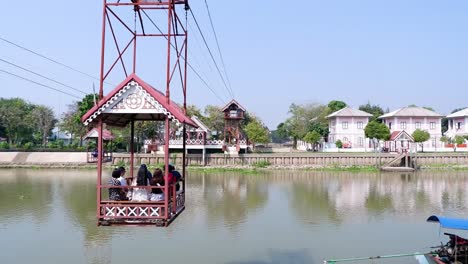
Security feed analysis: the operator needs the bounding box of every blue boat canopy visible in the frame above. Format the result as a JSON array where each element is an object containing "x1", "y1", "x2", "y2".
[{"x1": 427, "y1": 215, "x2": 468, "y2": 230}]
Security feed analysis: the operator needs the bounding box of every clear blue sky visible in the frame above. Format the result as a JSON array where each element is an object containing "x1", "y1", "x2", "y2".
[{"x1": 1, "y1": 0, "x2": 467, "y2": 129}]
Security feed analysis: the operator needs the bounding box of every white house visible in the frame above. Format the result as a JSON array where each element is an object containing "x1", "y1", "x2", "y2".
[
  {"x1": 445, "y1": 108, "x2": 468, "y2": 139},
  {"x1": 326, "y1": 107, "x2": 373, "y2": 151},
  {"x1": 379, "y1": 106, "x2": 443, "y2": 152}
]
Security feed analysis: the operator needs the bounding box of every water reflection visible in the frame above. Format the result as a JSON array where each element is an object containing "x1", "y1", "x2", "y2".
[
  {"x1": 1, "y1": 169, "x2": 468, "y2": 264},
  {"x1": 0, "y1": 169, "x2": 53, "y2": 225},
  {"x1": 188, "y1": 173, "x2": 269, "y2": 230}
]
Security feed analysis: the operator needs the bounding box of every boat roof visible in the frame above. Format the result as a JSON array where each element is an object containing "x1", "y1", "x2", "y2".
[{"x1": 427, "y1": 215, "x2": 468, "y2": 230}]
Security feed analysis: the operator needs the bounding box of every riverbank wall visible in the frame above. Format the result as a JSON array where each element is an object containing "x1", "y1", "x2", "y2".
[{"x1": 1, "y1": 152, "x2": 468, "y2": 168}]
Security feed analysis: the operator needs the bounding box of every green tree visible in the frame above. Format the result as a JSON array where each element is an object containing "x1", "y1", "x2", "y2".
[
  {"x1": 0, "y1": 98, "x2": 35, "y2": 145},
  {"x1": 201, "y1": 105, "x2": 224, "y2": 139},
  {"x1": 244, "y1": 118, "x2": 270, "y2": 150},
  {"x1": 359, "y1": 103, "x2": 384, "y2": 122},
  {"x1": 335, "y1": 139, "x2": 343, "y2": 150},
  {"x1": 364, "y1": 121, "x2": 390, "y2": 151},
  {"x1": 440, "y1": 136, "x2": 449, "y2": 146},
  {"x1": 60, "y1": 94, "x2": 96, "y2": 146},
  {"x1": 412, "y1": 129, "x2": 430, "y2": 152},
  {"x1": 303, "y1": 131, "x2": 321, "y2": 151},
  {"x1": 32, "y1": 105, "x2": 57, "y2": 147},
  {"x1": 327, "y1": 100, "x2": 347, "y2": 114},
  {"x1": 285, "y1": 103, "x2": 328, "y2": 149},
  {"x1": 455, "y1": 135, "x2": 465, "y2": 145},
  {"x1": 185, "y1": 104, "x2": 202, "y2": 118}
]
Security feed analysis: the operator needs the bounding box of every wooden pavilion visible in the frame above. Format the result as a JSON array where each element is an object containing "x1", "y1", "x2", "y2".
[{"x1": 81, "y1": 74, "x2": 197, "y2": 226}]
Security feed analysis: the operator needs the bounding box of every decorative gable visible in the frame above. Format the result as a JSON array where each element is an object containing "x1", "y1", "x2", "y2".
[{"x1": 83, "y1": 80, "x2": 180, "y2": 126}]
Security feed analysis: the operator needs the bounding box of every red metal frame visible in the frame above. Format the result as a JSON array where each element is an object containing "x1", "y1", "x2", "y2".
[{"x1": 96, "y1": 0, "x2": 189, "y2": 226}]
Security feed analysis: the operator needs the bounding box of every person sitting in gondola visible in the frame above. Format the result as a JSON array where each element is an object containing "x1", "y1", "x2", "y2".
[
  {"x1": 168, "y1": 164, "x2": 182, "y2": 192},
  {"x1": 149, "y1": 168, "x2": 165, "y2": 201},
  {"x1": 130, "y1": 164, "x2": 152, "y2": 201},
  {"x1": 109, "y1": 168, "x2": 126, "y2": 201}
]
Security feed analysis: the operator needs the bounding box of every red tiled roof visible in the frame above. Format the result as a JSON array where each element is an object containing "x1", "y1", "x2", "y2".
[
  {"x1": 389, "y1": 130, "x2": 414, "y2": 141},
  {"x1": 81, "y1": 74, "x2": 197, "y2": 128},
  {"x1": 83, "y1": 128, "x2": 114, "y2": 140}
]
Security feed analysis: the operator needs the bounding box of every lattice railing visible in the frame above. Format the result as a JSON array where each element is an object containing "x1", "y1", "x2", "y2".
[
  {"x1": 206, "y1": 139, "x2": 224, "y2": 145},
  {"x1": 100, "y1": 203, "x2": 165, "y2": 219}
]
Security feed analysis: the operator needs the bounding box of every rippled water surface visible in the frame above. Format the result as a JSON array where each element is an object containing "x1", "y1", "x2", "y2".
[{"x1": 1, "y1": 169, "x2": 468, "y2": 264}]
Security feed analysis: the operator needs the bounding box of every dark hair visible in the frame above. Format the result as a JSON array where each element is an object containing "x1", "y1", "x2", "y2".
[
  {"x1": 118, "y1": 166, "x2": 126, "y2": 174},
  {"x1": 151, "y1": 168, "x2": 164, "y2": 186},
  {"x1": 112, "y1": 168, "x2": 121, "y2": 178},
  {"x1": 137, "y1": 164, "x2": 149, "y2": 186},
  {"x1": 168, "y1": 164, "x2": 175, "y2": 172}
]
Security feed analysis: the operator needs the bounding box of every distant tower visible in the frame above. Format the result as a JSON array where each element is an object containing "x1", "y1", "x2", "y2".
[{"x1": 222, "y1": 100, "x2": 246, "y2": 153}]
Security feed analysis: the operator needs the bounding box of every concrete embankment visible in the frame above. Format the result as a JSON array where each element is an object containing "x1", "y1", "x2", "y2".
[
  {"x1": 0, "y1": 152, "x2": 88, "y2": 168},
  {"x1": 1, "y1": 152, "x2": 468, "y2": 169}
]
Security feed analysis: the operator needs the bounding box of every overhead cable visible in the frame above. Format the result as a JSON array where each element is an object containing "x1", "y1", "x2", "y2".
[
  {"x1": 0, "y1": 57, "x2": 87, "y2": 95},
  {"x1": 0, "y1": 68, "x2": 81, "y2": 99},
  {"x1": 203, "y1": 0, "x2": 234, "y2": 98}
]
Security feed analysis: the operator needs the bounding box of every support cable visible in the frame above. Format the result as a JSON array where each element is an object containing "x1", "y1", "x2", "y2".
[
  {"x1": 0, "y1": 68, "x2": 81, "y2": 99},
  {"x1": 141, "y1": 9, "x2": 226, "y2": 103},
  {"x1": 0, "y1": 36, "x2": 114, "y2": 87},
  {"x1": 0, "y1": 57, "x2": 88, "y2": 95},
  {"x1": 203, "y1": 0, "x2": 234, "y2": 98},
  {"x1": 189, "y1": 8, "x2": 234, "y2": 99}
]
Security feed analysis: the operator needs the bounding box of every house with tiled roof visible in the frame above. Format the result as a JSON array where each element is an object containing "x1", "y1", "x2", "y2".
[
  {"x1": 379, "y1": 106, "x2": 443, "y2": 152},
  {"x1": 326, "y1": 107, "x2": 373, "y2": 150},
  {"x1": 445, "y1": 108, "x2": 468, "y2": 139}
]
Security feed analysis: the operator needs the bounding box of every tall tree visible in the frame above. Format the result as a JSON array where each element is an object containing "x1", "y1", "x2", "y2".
[
  {"x1": 303, "y1": 131, "x2": 321, "y2": 151},
  {"x1": 412, "y1": 129, "x2": 430, "y2": 152},
  {"x1": 285, "y1": 103, "x2": 328, "y2": 148},
  {"x1": 364, "y1": 121, "x2": 390, "y2": 151},
  {"x1": 60, "y1": 94, "x2": 97, "y2": 146},
  {"x1": 185, "y1": 104, "x2": 202, "y2": 118},
  {"x1": 33, "y1": 105, "x2": 57, "y2": 147},
  {"x1": 0, "y1": 98, "x2": 35, "y2": 145},
  {"x1": 244, "y1": 118, "x2": 270, "y2": 150},
  {"x1": 327, "y1": 100, "x2": 347, "y2": 114},
  {"x1": 359, "y1": 103, "x2": 384, "y2": 122},
  {"x1": 202, "y1": 105, "x2": 225, "y2": 138}
]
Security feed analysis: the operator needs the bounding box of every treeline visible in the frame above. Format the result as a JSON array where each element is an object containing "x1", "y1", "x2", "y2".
[{"x1": 0, "y1": 98, "x2": 56, "y2": 149}]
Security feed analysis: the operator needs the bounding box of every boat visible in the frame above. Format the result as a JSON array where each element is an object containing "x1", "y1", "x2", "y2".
[
  {"x1": 323, "y1": 215, "x2": 468, "y2": 264},
  {"x1": 424, "y1": 215, "x2": 468, "y2": 264}
]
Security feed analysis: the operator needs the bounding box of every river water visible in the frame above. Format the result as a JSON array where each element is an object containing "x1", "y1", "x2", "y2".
[{"x1": 1, "y1": 169, "x2": 467, "y2": 264}]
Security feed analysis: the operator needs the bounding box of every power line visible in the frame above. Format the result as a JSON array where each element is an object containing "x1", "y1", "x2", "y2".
[
  {"x1": 141, "y1": 9, "x2": 226, "y2": 103},
  {"x1": 0, "y1": 57, "x2": 88, "y2": 95},
  {"x1": 189, "y1": 8, "x2": 234, "y2": 99},
  {"x1": 0, "y1": 68, "x2": 81, "y2": 99},
  {"x1": 0, "y1": 36, "x2": 113, "y2": 87},
  {"x1": 203, "y1": 0, "x2": 234, "y2": 98}
]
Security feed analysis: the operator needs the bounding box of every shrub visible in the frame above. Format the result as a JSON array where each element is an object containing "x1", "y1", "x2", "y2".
[
  {"x1": 252, "y1": 160, "x2": 271, "y2": 168},
  {"x1": 0, "y1": 142, "x2": 9, "y2": 149},
  {"x1": 23, "y1": 142, "x2": 34, "y2": 150}
]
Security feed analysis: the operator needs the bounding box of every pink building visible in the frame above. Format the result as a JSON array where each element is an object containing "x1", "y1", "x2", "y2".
[
  {"x1": 379, "y1": 106, "x2": 443, "y2": 152},
  {"x1": 327, "y1": 107, "x2": 372, "y2": 150},
  {"x1": 445, "y1": 108, "x2": 468, "y2": 139}
]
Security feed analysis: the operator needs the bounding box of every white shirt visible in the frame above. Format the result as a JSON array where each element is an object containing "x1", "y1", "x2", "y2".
[{"x1": 118, "y1": 176, "x2": 127, "y2": 186}]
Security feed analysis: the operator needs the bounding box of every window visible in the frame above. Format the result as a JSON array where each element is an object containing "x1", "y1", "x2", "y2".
[
  {"x1": 342, "y1": 122, "x2": 348, "y2": 129},
  {"x1": 343, "y1": 137, "x2": 349, "y2": 142},
  {"x1": 358, "y1": 137, "x2": 364, "y2": 147},
  {"x1": 400, "y1": 122, "x2": 407, "y2": 130},
  {"x1": 415, "y1": 122, "x2": 421, "y2": 129},
  {"x1": 229, "y1": 110, "x2": 238, "y2": 118},
  {"x1": 432, "y1": 138, "x2": 436, "y2": 147},
  {"x1": 389, "y1": 122, "x2": 392, "y2": 130},
  {"x1": 457, "y1": 122, "x2": 462, "y2": 130},
  {"x1": 430, "y1": 122, "x2": 436, "y2": 130},
  {"x1": 357, "y1": 121, "x2": 363, "y2": 129}
]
